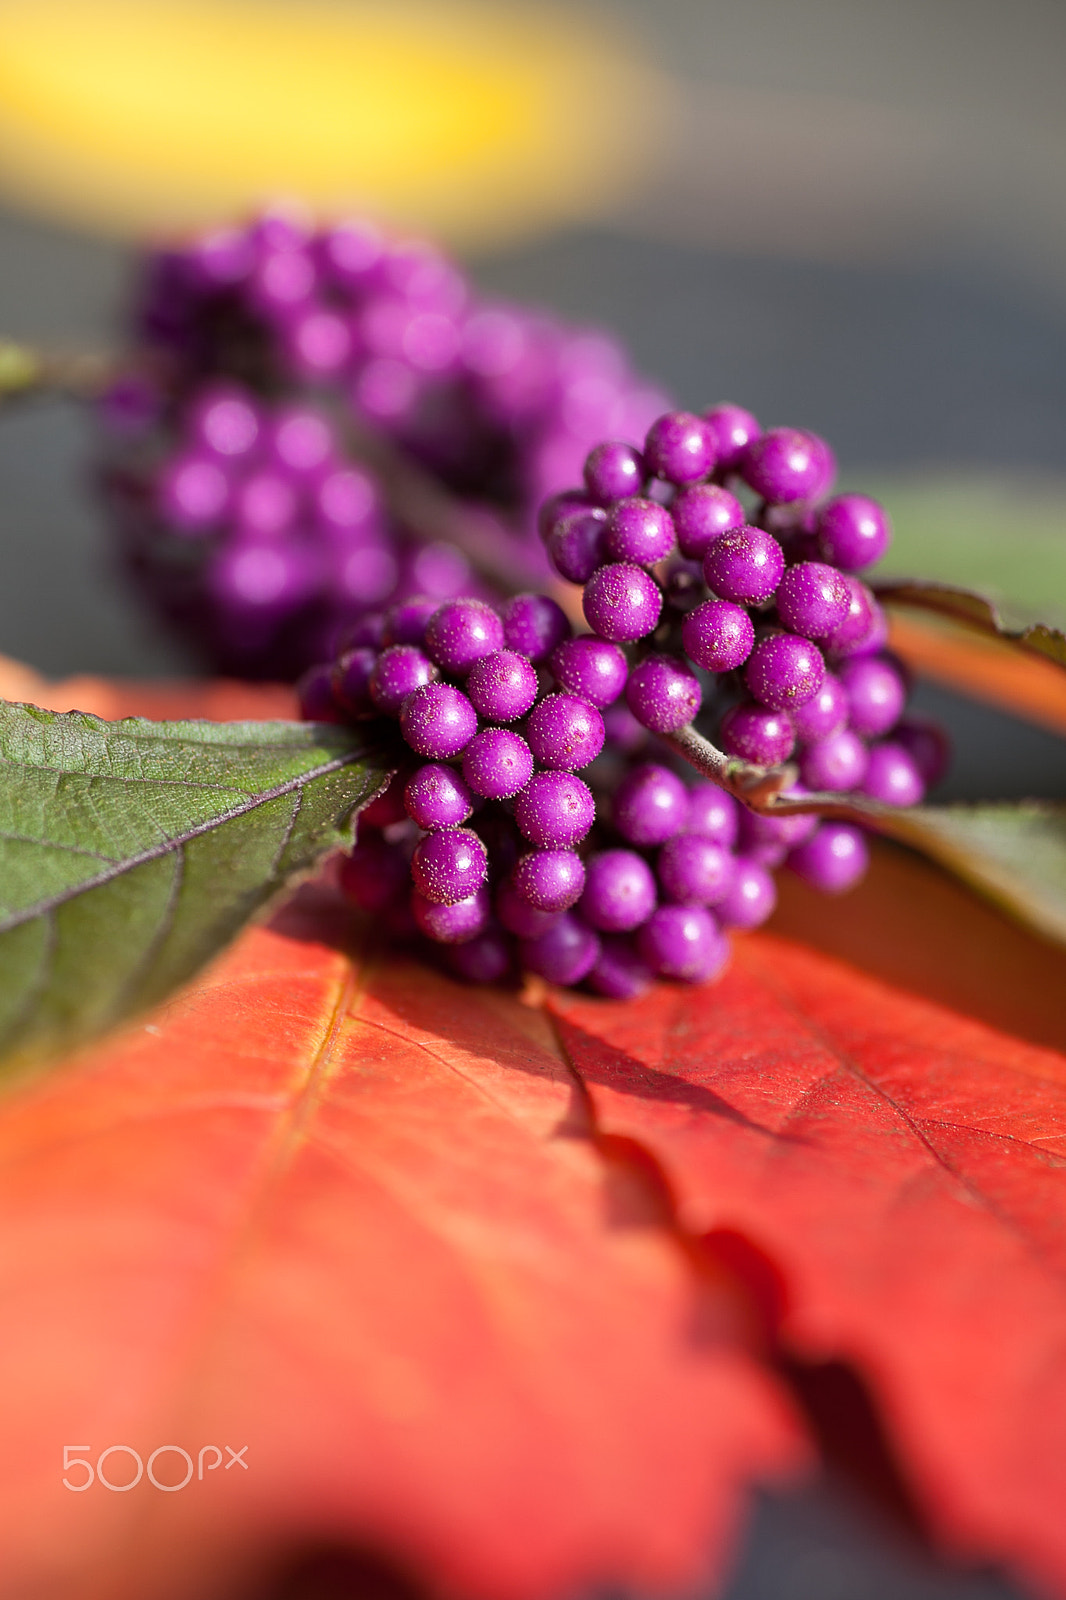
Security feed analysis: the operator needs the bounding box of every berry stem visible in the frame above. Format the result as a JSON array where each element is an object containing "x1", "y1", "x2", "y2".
[
  {"x1": 662, "y1": 722, "x2": 799, "y2": 807},
  {"x1": 0, "y1": 341, "x2": 112, "y2": 407},
  {"x1": 331, "y1": 410, "x2": 550, "y2": 595},
  {"x1": 662, "y1": 720, "x2": 928, "y2": 829}
]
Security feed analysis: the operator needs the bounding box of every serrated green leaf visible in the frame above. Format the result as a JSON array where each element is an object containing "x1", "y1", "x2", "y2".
[
  {"x1": 0, "y1": 702, "x2": 392, "y2": 1068},
  {"x1": 873, "y1": 579, "x2": 1066, "y2": 669}
]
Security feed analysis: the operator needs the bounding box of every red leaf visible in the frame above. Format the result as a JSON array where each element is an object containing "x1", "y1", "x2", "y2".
[
  {"x1": 550, "y1": 844, "x2": 1066, "y2": 1596},
  {"x1": 0, "y1": 912, "x2": 804, "y2": 1600},
  {"x1": 6, "y1": 657, "x2": 1066, "y2": 1595}
]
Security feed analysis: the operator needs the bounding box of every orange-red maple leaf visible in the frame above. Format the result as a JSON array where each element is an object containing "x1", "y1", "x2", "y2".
[
  {"x1": 0, "y1": 918, "x2": 804, "y2": 1600},
  {"x1": 551, "y1": 857, "x2": 1066, "y2": 1598},
  {"x1": 3, "y1": 655, "x2": 1065, "y2": 1598}
]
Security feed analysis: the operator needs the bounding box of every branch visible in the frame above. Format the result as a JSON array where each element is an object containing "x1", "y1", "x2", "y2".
[
  {"x1": 0, "y1": 337, "x2": 553, "y2": 598},
  {"x1": 0, "y1": 341, "x2": 113, "y2": 407},
  {"x1": 338, "y1": 415, "x2": 552, "y2": 596},
  {"x1": 662, "y1": 723, "x2": 799, "y2": 808},
  {"x1": 663, "y1": 721, "x2": 932, "y2": 833}
]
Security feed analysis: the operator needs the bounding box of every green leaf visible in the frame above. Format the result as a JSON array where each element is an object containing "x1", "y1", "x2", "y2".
[
  {"x1": 879, "y1": 802, "x2": 1066, "y2": 947},
  {"x1": 764, "y1": 788, "x2": 1066, "y2": 949},
  {"x1": 873, "y1": 579, "x2": 1066, "y2": 670},
  {"x1": 0, "y1": 703, "x2": 392, "y2": 1068}
]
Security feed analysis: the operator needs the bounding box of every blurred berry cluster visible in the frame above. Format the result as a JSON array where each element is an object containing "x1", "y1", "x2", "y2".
[
  {"x1": 301, "y1": 404, "x2": 948, "y2": 994},
  {"x1": 96, "y1": 208, "x2": 668, "y2": 677}
]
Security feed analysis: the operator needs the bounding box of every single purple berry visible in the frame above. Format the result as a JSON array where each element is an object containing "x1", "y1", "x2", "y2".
[
  {"x1": 297, "y1": 662, "x2": 345, "y2": 724},
  {"x1": 339, "y1": 838, "x2": 408, "y2": 913},
  {"x1": 672, "y1": 483, "x2": 746, "y2": 560},
  {"x1": 157, "y1": 453, "x2": 230, "y2": 533},
  {"x1": 369, "y1": 645, "x2": 438, "y2": 715},
  {"x1": 839, "y1": 654, "x2": 906, "y2": 738},
  {"x1": 538, "y1": 489, "x2": 593, "y2": 545},
  {"x1": 861, "y1": 742, "x2": 925, "y2": 806},
  {"x1": 312, "y1": 466, "x2": 377, "y2": 540},
  {"x1": 656, "y1": 835, "x2": 736, "y2": 907},
  {"x1": 788, "y1": 823, "x2": 870, "y2": 894},
  {"x1": 404, "y1": 763, "x2": 474, "y2": 830},
  {"x1": 685, "y1": 784, "x2": 739, "y2": 846},
  {"x1": 232, "y1": 470, "x2": 296, "y2": 539},
  {"x1": 644, "y1": 410, "x2": 716, "y2": 484},
  {"x1": 681, "y1": 600, "x2": 755, "y2": 672},
  {"x1": 526, "y1": 693, "x2": 605, "y2": 771},
  {"x1": 268, "y1": 407, "x2": 334, "y2": 477},
  {"x1": 287, "y1": 307, "x2": 352, "y2": 379},
  {"x1": 424, "y1": 597, "x2": 504, "y2": 675},
  {"x1": 790, "y1": 673, "x2": 848, "y2": 742},
  {"x1": 584, "y1": 441, "x2": 645, "y2": 504},
  {"x1": 717, "y1": 857, "x2": 777, "y2": 929},
  {"x1": 893, "y1": 716, "x2": 951, "y2": 787},
  {"x1": 210, "y1": 535, "x2": 317, "y2": 617},
  {"x1": 320, "y1": 217, "x2": 384, "y2": 286},
  {"x1": 703, "y1": 403, "x2": 761, "y2": 474},
  {"x1": 719, "y1": 703, "x2": 795, "y2": 766},
  {"x1": 514, "y1": 772, "x2": 596, "y2": 848},
  {"x1": 624, "y1": 655, "x2": 701, "y2": 733},
  {"x1": 775, "y1": 562, "x2": 851, "y2": 640},
  {"x1": 383, "y1": 596, "x2": 438, "y2": 647},
  {"x1": 799, "y1": 729, "x2": 870, "y2": 792},
  {"x1": 613, "y1": 763, "x2": 688, "y2": 846},
  {"x1": 549, "y1": 636, "x2": 628, "y2": 707},
  {"x1": 500, "y1": 592, "x2": 571, "y2": 662},
  {"x1": 496, "y1": 879, "x2": 561, "y2": 939},
  {"x1": 548, "y1": 510, "x2": 608, "y2": 584},
  {"x1": 604, "y1": 498, "x2": 676, "y2": 566},
  {"x1": 412, "y1": 885, "x2": 491, "y2": 944},
  {"x1": 250, "y1": 248, "x2": 316, "y2": 318},
  {"x1": 466, "y1": 649, "x2": 539, "y2": 722},
  {"x1": 817, "y1": 494, "x2": 891, "y2": 571},
  {"x1": 513, "y1": 849, "x2": 586, "y2": 913},
  {"x1": 583, "y1": 563, "x2": 662, "y2": 643},
  {"x1": 637, "y1": 905, "x2": 727, "y2": 983},
  {"x1": 703, "y1": 526, "x2": 784, "y2": 605},
  {"x1": 189, "y1": 388, "x2": 260, "y2": 461},
  {"x1": 825, "y1": 579, "x2": 887, "y2": 659},
  {"x1": 400, "y1": 682, "x2": 478, "y2": 759},
  {"x1": 586, "y1": 935, "x2": 654, "y2": 1000},
  {"x1": 519, "y1": 913, "x2": 601, "y2": 987},
  {"x1": 742, "y1": 427, "x2": 834, "y2": 504},
  {"x1": 580, "y1": 850, "x2": 657, "y2": 932},
  {"x1": 411, "y1": 827, "x2": 488, "y2": 905},
  {"x1": 461, "y1": 728, "x2": 534, "y2": 799},
  {"x1": 332, "y1": 648, "x2": 378, "y2": 718},
  {"x1": 745, "y1": 632, "x2": 825, "y2": 711},
  {"x1": 446, "y1": 928, "x2": 512, "y2": 984}
]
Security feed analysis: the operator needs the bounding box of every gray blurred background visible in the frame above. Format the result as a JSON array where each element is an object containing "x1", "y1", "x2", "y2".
[{"x1": 0, "y1": 2, "x2": 1063, "y2": 1594}]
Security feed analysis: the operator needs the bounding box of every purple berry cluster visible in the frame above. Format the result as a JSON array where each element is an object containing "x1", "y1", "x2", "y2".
[
  {"x1": 304, "y1": 590, "x2": 740, "y2": 995},
  {"x1": 541, "y1": 405, "x2": 947, "y2": 818},
  {"x1": 301, "y1": 403, "x2": 949, "y2": 995},
  {"x1": 97, "y1": 208, "x2": 669, "y2": 677}
]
